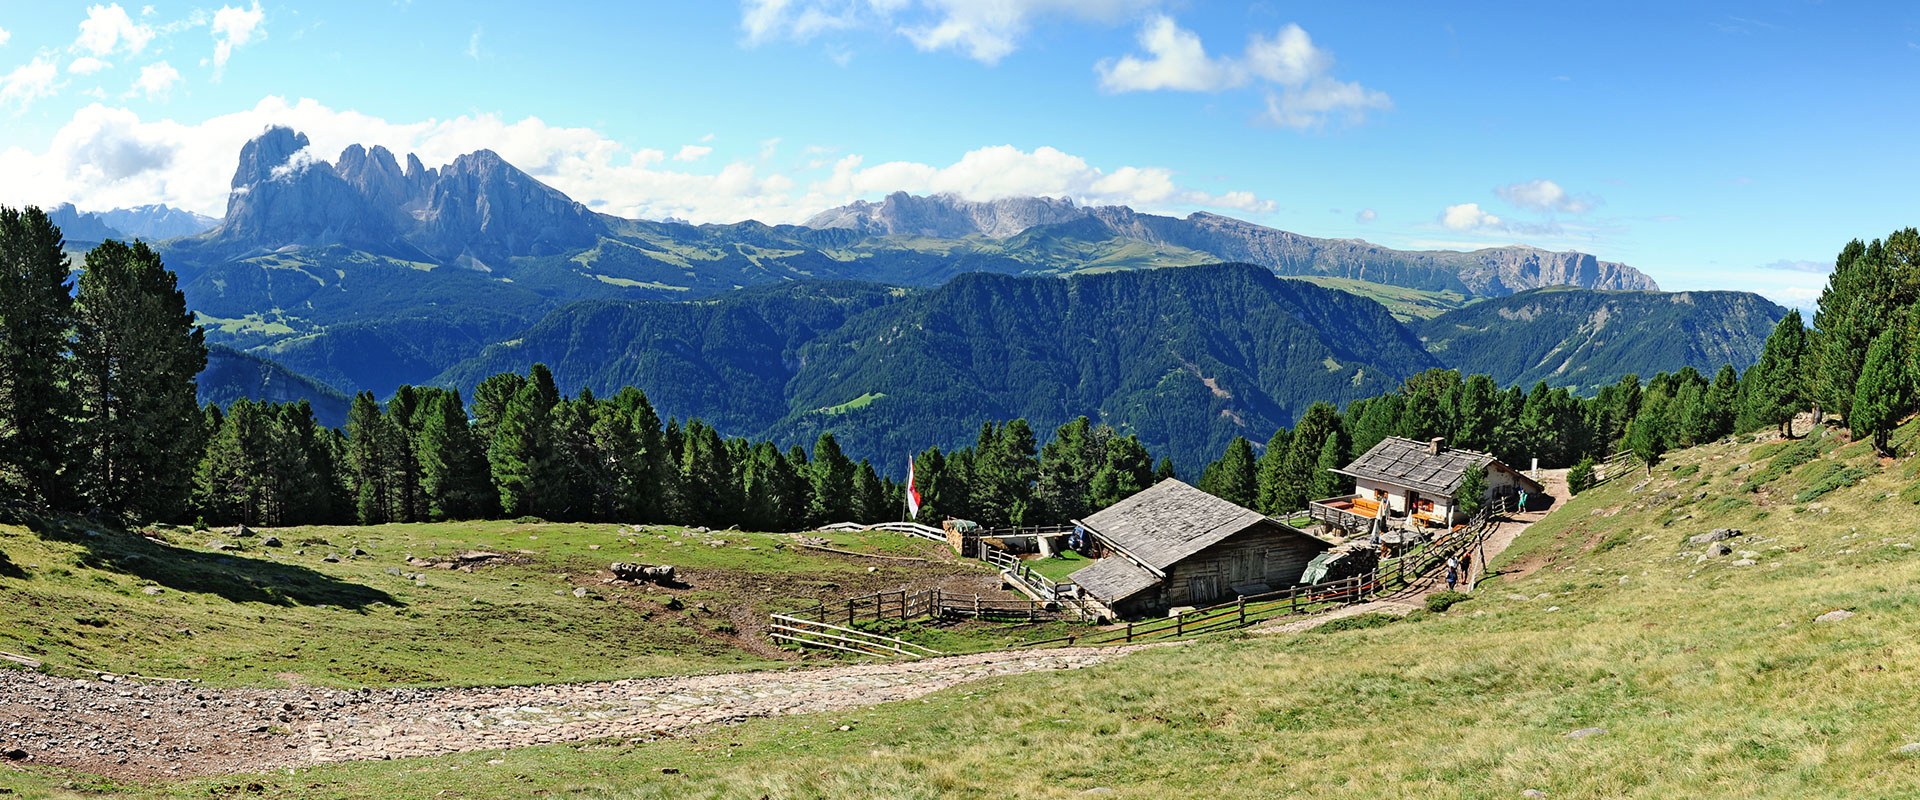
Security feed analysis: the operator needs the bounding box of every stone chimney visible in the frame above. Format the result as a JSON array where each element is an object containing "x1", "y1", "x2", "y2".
[{"x1": 1429, "y1": 437, "x2": 1445, "y2": 456}]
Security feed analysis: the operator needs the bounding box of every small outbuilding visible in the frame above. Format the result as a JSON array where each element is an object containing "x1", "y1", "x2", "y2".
[
  {"x1": 1067, "y1": 479, "x2": 1332, "y2": 619},
  {"x1": 1311, "y1": 436, "x2": 1543, "y2": 535}
]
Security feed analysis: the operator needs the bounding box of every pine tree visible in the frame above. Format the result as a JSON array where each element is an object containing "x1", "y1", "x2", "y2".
[
  {"x1": 1744, "y1": 310, "x2": 1811, "y2": 437},
  {"x1": 1310, "y1": 433, "x2": 1348, "y2": 500},
  {"x1": 346, "y1": 392, "x2": 397, "y2": 524},
  {"x1": 488, "y1": 382, "x2": 552, "y2": 518},
  {"x1": 416, "y1": 391, "x2": 491, "y2": 521},
  {"x1": 1567, "y1": 455, "x2": 1597, "y2": 495},
  {"x1": 1455, "y1": 465, "x2": 1488, "y2": 518},
  {"x1": 678, "y1": 420, "x2": 736, "y2": 526},
  {"x1": 1253, "y1": 427, "x2": 1292, "y2": 515},
  {"x1": 71, "y1": 239, "x2": 207, "y2": 520},
  {"x1": 1090, "y1": 435, "x2": 1153, "y2": 510},
  {"x1": 1154, "y1": 457, "x2": 1177, "y2": 482},
  {"x1": 1204, "y1": 436, "x2": 1258, "y2": 508},
  {"x1": 1275, "y1": 402, "x2": 1343, "y2": 511},
  {"x1": 1703, "y1": 365, "x2": 1740, "y2": 442},
  {"x1": 852, "y1": 460, "x2": 885, "y2": 522},
  {"x1": 1850, "y1": 328, "x2": 1909, "y2": 457},
  {"x1": 806, "y1": 432, "x2": 855, "y2": 525},
  {"x1": 0, "y1": 207, "x2": 78, "y2": 507},
  {"x1": 1626, "y1": 394, "x2": 1669, "y2": 474}
]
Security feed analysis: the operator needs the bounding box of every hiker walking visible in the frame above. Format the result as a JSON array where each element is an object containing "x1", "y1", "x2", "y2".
[{"x1": 1445, "y1": 563, "x2": 1459, "y2": 592}]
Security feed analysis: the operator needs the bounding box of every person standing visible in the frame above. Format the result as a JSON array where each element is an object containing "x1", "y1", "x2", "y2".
[{"x1": 1445, "y1": 563, "x2": 1459, "y2": 592}]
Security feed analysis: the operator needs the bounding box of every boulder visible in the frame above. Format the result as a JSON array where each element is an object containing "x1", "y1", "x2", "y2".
[
  {"x1": 1814, "y1": 609, "x2": 1854, "y2": 624},
  {"x1": 1688, "y1": 529, "x2": 1742, "y2": 545},
  {"x1": 1564, "y1": 727, "x2": 1607, "y2": 739},
  {"x1": 571, "y1": 587, "x2": 590, "y2": 599},
  {"x1": 350, "y1": 546, "x2": 369, "y2": 557},
  {"x1": 322, "y1": 553, "x2": 341, "y2": 563},
  {"x1": 234, "y1": 525, "x2": 256, "y2": 538},
  {"x1": 262, "y1": 536, "x2": 282, "y2": 547}
]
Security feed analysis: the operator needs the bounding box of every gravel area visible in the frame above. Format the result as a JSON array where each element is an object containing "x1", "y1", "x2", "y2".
[{"x1": 0, "y1": 645, "x2": 1146, "y2": 779}]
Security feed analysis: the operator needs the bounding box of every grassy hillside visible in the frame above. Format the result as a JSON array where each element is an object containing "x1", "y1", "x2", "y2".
[
  {"x1": 1418, "y1": 287, "x2": 1786, "y2": 393},
  {"x1": 15, "y1": 416, "x2": 1919, "y2": 798},
  {"x1": 1293, "y1": 275, "x2": 1474, "y2": 321},
  {"x1": 0, "y1": 515, "x2": 1050, "y2": 689}
]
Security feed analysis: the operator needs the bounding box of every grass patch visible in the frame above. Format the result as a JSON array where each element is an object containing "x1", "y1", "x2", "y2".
[
  {"x1": 1021, "y1": 550, "x2": 1091, "y2": 582},
  {"x1": 1424, "y1": 590, "x2": 1472, "y2": 613},
  {"x1": 1311, "y1": 612, "x2": 1403, "y2": 633}
]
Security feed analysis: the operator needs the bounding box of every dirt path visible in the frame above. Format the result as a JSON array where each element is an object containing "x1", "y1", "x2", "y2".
[
  {"x1": 0, "y1": 645, "x2": 1150, "y2": 779},
  {"x1": 1477, "y1": 467, "x2": 1570, "y2": 584}
]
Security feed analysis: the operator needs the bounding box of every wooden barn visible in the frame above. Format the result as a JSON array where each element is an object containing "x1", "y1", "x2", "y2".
[
  {"x1": 1310, "y1": 436, "x2": 1543, "y2": 535},
  {"x1": 1067, "y1": 479, "x2": 1332, "y2": 620}
]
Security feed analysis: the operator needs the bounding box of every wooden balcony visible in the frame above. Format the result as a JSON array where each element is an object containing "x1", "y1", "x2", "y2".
[{"x1": 1308, "y1": 494, "x2": 1381, "y2": 537}]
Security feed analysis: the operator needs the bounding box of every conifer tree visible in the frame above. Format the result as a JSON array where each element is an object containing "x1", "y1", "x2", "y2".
[
  {"x1": 1253, "y1": 427, "x2": 1292, "y2": 515},
  {"x1": 1743, "y1": 310, "x2": 1811, "y2": 437},
  {"x1": 1204, "y1": 436, "x2": 1258, "y2": 508},
  {"x1": 488, "y1": 382, "x2": 552, "y2": 518},
  {"x1": 71, "y1": 239, "x2": 207, "y2": 520},
  {"x1": 416, "y1": 391, "x2": 491, "y2": 521},
  {"x1": 1090, "y1": 435, "x2": 1153, "y2": 510},
  {"x1": 1455, "y1": 465, "x2": 1488, "y2": 518},
  {"x1": 346, "y1": 392, "x2": 401, "y2": 524},
  {"x1": 1310, "y1": 433, "x2": 1349, "y2": 501},
  {"x1": 1850, "y1": 328, "x2": 1909, "y2": 457},
  {"x1": 806, "y1": 432, "x2": 855, "y2": 524},
  {"x1": 1154, "y1": 457, "x2": 1177, "y2": 482},
  {"x1": 0, "y1": 207, "x2": 78, "y2": 507},
  {"x1": 852, "y1": 459, "x2": 885, "y2": 522}
]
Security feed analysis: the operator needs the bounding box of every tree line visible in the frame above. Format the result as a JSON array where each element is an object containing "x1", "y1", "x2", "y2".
[{"x1": 3, "y1": 207, "x2": 1915, "y2": 530}]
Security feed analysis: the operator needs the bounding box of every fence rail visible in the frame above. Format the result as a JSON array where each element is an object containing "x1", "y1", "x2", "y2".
[
  {"x1": 768, "y1": 614, "x2": 944, "y2": 659},
  {"x1": 1016, "y1": 499, "x2": 1508, "y2": 649}
]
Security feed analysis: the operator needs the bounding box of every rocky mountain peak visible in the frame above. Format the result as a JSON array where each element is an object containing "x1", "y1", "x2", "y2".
[
  {"x1": 230, "y1": 126, "x2": 311, "y2": 189},
  {"x1": 805, "y1": 191, "x2": 1090, "y2": 239}
]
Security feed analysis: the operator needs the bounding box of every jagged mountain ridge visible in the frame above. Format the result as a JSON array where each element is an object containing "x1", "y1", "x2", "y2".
[{"x1": 807, "y1": 191, "x2": 1658, "y2": 296}]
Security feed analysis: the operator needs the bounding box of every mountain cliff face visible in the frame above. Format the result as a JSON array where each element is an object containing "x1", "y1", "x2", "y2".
[
  {"x1": 179, "y1": 126, "x2": 605, "y2": 265},
  {"x1": 45, "y1": 203, "x2": 124, "y2": 243},
  {"x1": 804, "y1": 194, "x2": 1659, "y2": 295},
  {"x1": 1416, "y1": 287, "x2": 1786, "y2": 393}
]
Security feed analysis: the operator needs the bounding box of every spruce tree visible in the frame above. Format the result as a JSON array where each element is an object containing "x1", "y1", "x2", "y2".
[
  {"x1": 807, "y1": 432, "x2": 855, "y2": 525},
  {"x1": 1850, "y1": 328, "x2": 1909, "y2": 457},
  {"x1": 1253, "y1": 427, "x2": 1292, "y2": 515},
  {"x1": 0, "y1": 207, "x2": 78, "y2": 507},
  {"x1": 1310, "y1": 433, "x2": 1349, "y2": 500},
  {"x1": 1205, "y1": 436, "x2": 1258, "y2": 508},
  {"x1": 1154, "y1": 457, "x2": 1177, "y2": 482},
  {"x1": 852, "y1": 460, "x2": 885, "y2": 522},
  {"x1": 488, "y1": 382, "x2": 551, "y2": 518},
  {"x1": 71, "y1": 239, "x2": 207, "y2": 520},
  {"x1": 1455, "y1": 465, "x2": 1488, "y2": 518}
]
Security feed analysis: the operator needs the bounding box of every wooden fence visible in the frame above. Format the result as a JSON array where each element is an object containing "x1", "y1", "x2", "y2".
[
  {"x1": 816, "y1": 521, "x2": 947, "y2": 542},
  {"x1": 1591, "y1": 451, "x2": 1640, "y2": 485},
  {"x1": 767, "y1": 614, "x2": 944, "y2": 659},
  {"x1": 1014, "y1": 499, "x2": 1508, "y2": 649}
]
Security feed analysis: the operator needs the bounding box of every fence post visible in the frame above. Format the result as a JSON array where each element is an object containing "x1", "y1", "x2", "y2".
[
  {"x1": 847, "y1": 598, "x2": 854, "y2": 626},
  {"x1": 1238, "y1": 595, "x2": 1246, "y2": 627},
  {"x1": 1292, "y1": 589, "x2": 1299, "y2": 614},
  {"x1": 975, "y1": 593, "x2": 981, "y2": 617},
  {"x1": 1126, "y1": 621, "x2": 1134, "y2": 643},
  {"x1": 1176, "y1": 612, "x2": 1184, "y2": 637}
]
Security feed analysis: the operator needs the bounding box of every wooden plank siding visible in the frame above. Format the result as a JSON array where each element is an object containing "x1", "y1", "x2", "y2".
[{"x1": 1113, "y1": 523, "x2": 1325, "y2": 616}]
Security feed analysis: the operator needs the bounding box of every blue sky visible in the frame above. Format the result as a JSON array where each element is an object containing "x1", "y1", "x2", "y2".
[{"x1": 1, "y1": 1, "x2": 1916, "y2": 307}]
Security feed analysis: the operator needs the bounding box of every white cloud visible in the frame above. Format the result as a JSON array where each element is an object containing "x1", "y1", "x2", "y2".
[
  {"x1": 1094, "y1": 15, "x2": 1237, "y2": 92},
  {"x1": 1356, "y1": 208, "x2": 1376, "y2": 223},
  {"x1": 1495, "y1": 178, "x2": 1596, "y2": 214},
  {"x1": 211, "y1": 1, "x2": 265, "y2": 73},
  {"x1": 760, "y1": 137, "x2": 782, "y2": 160},
  {"x1": 743, "y1": 0, "x2": 1154, "y2": 64},
  {"x1": 0, "y1": 96, "x2": 1274, "y2": 227},
  {"x1": 0, "y1": 56, "x2": 61, "y2": 111},
  {"x1": 0, "y1": 27, "x2": 11, "y2": 47},
  {"x1": 75, "y1": 4, "x2": 157, "y2": 57},
  {"x1": 131, "y1": 60, "x2": 179, "y2": 99},
  {"x1": 1097, "y1": 17, "x2": 1390, "y2": 129},
  {"x1": 676, "y1": 144, "x2": 713, "y2": 162},
  {"x1": 1441, "y1": 202, "x2": 1500, "y2": 231},
  {"x1": 1758, "y1": 259, "x2": 1826, "y2": 274},
  {"x1": 466, "y1": 26, "x2": 484, "y2": 61},
  {"x1": 69, "y1": 56, "x2": 112, "y2": 75}
]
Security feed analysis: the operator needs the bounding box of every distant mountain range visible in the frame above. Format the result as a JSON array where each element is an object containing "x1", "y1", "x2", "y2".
[
  {"x1": 19, "y1": 126, "x2": 1778, "y2": 468},
  {"x1": 45, "y1": 202, "x2": 217, "y2": 244}
]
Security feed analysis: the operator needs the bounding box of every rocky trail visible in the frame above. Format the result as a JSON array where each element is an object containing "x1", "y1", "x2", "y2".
[{"x1": 0, "y1": 646, "x2": 1145, "y2": 779}]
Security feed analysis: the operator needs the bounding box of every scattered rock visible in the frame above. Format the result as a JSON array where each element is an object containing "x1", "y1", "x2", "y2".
[
  {"x1": 1546, "y1": 606, "x2": 1562, "y2": 613},
  {"x1": 350, "y1": 547, "x2": 369, "y2": 557},
  {"x1": 234, "y1": 525, "x2": 256, "y2": 538},
  {"x1": 322, "y1": 554, "x2": 341, "y2": 563},
  {"x1": 207, "y1": 539, "x2": 234, "y2": 551},
  {"x1": 571, "y1": 587, "x2": 590, "y2": 599},
  {"x1": 1814, "y1": 609, "x2": 1854, "y2": 624},
  {"x1": 1564, "y1": 727, "x2": 1607, "y2": 739},
  {"x1": 261, "y1": 536, "x2": 282, "y2": 547},
  {"x1": 1730, "y1": 559, "x2": 1756, "y2": 567},
  {"x1": 2, "y1": 748, "x2": 28, "y2": 761},
  {"x1": 1898, "y1": 743, "x2": 1920, "y2": 755},
  {"x1": 660, "y1": 767, "x2": 680, "y2": 775},
  {"x1": 1521, "y1": 791, "x2": 1548, "y2": 799},
  {"x1": 1507, "y1": 594, "x2": 1531, "y2": 601},
  {"x1": 142, "y1": 586, "x2": 164, "y2": 596},
  {"x1": 662, "y1": 596, "x2": 685, "y2": 610},
  {"x1": 1689, "y1": 528, "x2": 1743, "y2": 545}
]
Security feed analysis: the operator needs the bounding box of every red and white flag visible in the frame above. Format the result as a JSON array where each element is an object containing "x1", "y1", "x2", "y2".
[{"x1": 905, "y1": 457, "x2": 922, "y2": 519}]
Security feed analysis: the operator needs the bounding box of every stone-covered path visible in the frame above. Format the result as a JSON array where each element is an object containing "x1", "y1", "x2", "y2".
[{"x1": 0, "y1": 646, "x2": 1143, "y2": 778}]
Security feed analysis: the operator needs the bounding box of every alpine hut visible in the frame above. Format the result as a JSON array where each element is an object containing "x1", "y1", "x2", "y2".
[
  {"x1": 1309, "y1": 436, "x2": 1542, "y2": 535},
  {"x1": 1067, "y1": 479, "x2": 1332, "y2": 619}
]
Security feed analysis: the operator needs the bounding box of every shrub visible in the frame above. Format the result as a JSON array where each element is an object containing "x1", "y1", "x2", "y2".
[
  {"x1": 1793, "y1": 463, "x2": 1874, "y2": 503},
  {"x1": 1744, "y1": 433, "x2": 1825, "y2": 491},
  {"x1": 1425, "y1": 591, "x2": 1472, "y2": 613},
  {"x1": 1672, "y1": 464, "x2": 1700, "y2": 479},
  {"x1": 511, "y1": 515, "x2": 545, "y2": 524},
  {"x1": 1568, "y1": 456, "x2": 1597, "y2": 495}
]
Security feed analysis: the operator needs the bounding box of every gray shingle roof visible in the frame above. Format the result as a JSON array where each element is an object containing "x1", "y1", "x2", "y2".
[
  {"x1": 1078, "y1": 479, "x2": 1284, "y2": 572},
  {"x1": 1335, "y1": 436, "x2": 1542, "y2": 497},
  {"x1": 1067, "y1": 556, "x2": 1158, "y2": 603}
]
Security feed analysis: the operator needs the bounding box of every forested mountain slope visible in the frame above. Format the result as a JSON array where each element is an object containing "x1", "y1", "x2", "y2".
[
  {"x1": 154, "y1": 129, "x2": 1660, "y2": 398},
  {"x1": 1418, "y1": 287, "x2": 1787, "y2": 394},
  {"x1": 196, "y1": 345, "x2": 352, "y2": 427}
]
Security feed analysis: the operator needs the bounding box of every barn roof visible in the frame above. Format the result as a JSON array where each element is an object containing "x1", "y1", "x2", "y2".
[
  {"x1": 1077, "y1": 479, "x2": 1313, "y2": 573},
  {"x1": 1335, "y1": 436, "x2": 1543, "y2": 497},
  {"x1": 1068, "y1": 556, "x2": 1159, "y2": 604}
]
